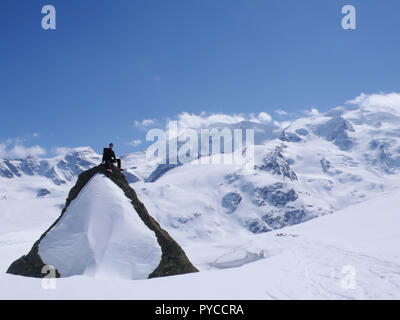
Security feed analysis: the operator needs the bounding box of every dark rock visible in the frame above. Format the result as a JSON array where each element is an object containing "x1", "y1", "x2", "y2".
[
  {"x1": 20, "y1": 157, "x2": 40, "y2": 176},
  {"x1": 224, "y1": 173, "x2": 240, "y2": 184},
  {"x1": 254, "y1": 183, "x2": 298, "y2": 208},
  {"x1": 3, "y1": 160, "x2": 22, "y2": 177},
  {"x1": 36, "y1": 189, "x2": 51, "y2": 198},
  {"x1": 263, "y1": 208, "x2": 309, "y2": 229},
  {"x1": 243, "y1": 218, "x2": 270, "y2": 234},
  {"x1": 221, "y1": 192, "x2": 242, "y2": 213},
  {"x1": 284, "y1": 209, "x2": 307, "y2": 225},
  {"x1": 368, "y1": 139, "x2": 400, "y2": 174},
  {"x1": 262, "y1": 214, "x2": 285, "y2": 229},
  {"x1": 320, "y1": 158, "x2": 332, "y2": 173},
  {"x1": 0, "y1": 163, "x2": 13, "y2": 178},
  {"x1": 7, "y1": 164, "x2": 198, "y2": 279},
  {"x1": 279, "y1": 131, "x2": 302, "y2": 142},
  {"x1": 295, "y1": 128, "x2": 309, "y2": 136},
  {"x1": 255, "y1": 146, "x2": 298, "y2": 181}
]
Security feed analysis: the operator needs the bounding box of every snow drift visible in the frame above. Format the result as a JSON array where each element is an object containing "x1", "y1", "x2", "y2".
[{"x1": 7, "y1": 164, "x2": 198, "y2": 279}]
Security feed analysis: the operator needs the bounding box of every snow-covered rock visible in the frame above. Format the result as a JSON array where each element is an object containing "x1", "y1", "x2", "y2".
[
  {"x1": 6, "y1": 165, "x2": 198, "y2": 279},
  {"x1": 39, "y1": 174, "x2": 162, "y2": 279}
]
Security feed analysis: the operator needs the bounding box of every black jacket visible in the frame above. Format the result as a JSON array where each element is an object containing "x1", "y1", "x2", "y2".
[{"x1": 102, "y1": 148, "x2": 116, "y2": 162}]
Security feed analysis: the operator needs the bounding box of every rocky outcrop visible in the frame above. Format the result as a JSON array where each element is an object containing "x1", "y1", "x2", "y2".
[
  {"x1": 243, "y1": 218, "x2": 270, "y2": 234},
  {"x1": 221, "y1": 192, "x2": 242, "y2": 213},
  {"x1": 279, "y1": 131, "x2": 302, "y2": 142},
  {"x1": 263, "y1": 208, "x2": 310, "y2": 229},
  {"x1": 7, "y1": 164, "x2": 198, "y2": 279},
  {"x1": 36, "y1": 188, "x2": 51, "y2": 198},
  {"x1": 315, "y1": 117, "x2": 355, "y2": 151},
  {"x1": 253, "y1": 183, "x2": 298, "y2": 208},
  {"x1": 368, "y1": 138, "x2": 400, "y2": 174},
  {"x1": 255, "y1": 146, "x2": 298, "y2": 181}
]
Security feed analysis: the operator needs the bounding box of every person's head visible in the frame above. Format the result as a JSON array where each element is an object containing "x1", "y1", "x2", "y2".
[{"x1": 109, "y1": 143, "x2": 113, "y2": 149}]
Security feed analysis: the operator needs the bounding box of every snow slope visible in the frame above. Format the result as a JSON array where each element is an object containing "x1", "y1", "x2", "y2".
[
  {"x1": 1, "y1": 187, "x2": 399, "y2": 299},
  {"x1": 2, "y1": 99, "x2": 400, "y2": 298},
  {"x1": 39, "y1": 174, "x2": 162, "y2": 280}
]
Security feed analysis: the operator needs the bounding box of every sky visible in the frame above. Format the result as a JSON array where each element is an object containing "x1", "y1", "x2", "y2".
[{"x1": 1, "y1": 0, "x2": 400, "y2": 157}]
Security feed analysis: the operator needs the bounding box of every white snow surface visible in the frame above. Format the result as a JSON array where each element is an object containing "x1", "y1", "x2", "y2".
[
  {"x1": 1, "y1": 186, "x2": 399, "y2": 299},
  {"x1": 38, "y1": 174, "x2": 162, "y2": 280}
]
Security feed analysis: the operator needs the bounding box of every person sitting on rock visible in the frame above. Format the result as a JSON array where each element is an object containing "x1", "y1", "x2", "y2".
[{"x1": 102, "y1": 143, "x2": 123, "y2": 173}]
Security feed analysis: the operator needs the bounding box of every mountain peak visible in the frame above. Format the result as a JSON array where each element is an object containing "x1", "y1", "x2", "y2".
[{"x1": 7, "y1": 164, "x2": 198, "y2": 279}]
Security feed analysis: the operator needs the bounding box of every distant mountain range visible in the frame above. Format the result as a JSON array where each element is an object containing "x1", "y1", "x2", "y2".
[{"x1": 2, "y1": 102, "x2": 400, "y2": 238}]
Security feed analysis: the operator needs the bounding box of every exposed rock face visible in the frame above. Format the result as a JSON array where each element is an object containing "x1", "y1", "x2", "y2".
[
  {"x1": 262, "y1": 208, "x2": 310, "y2": 230},
  {"x1": 279, "y1": 131, "x2": 302, "y2": 143},
  {"x1": 367, "y1": 138, "x2": 400, "y2": 174},
  {"x1": 315, "y1": 117, "x2": 355, "y2": 151},
  {"x1": 320, "y1": 158, "x2": 332, "y2": 173},
  {"x1": 36, "y1": 188, "x2": 51, "y2": 198},
  {"x1": 7, "y1": 164, "x2": 198, "y2": 279},
  {"x1": 295, "y1": 128, "x2": 309, "y2": 136},
  {"x1": 0, "y1": 162, "x2": 13, "y2": 178},
  {"x1": 221, "y1": 192, "x2": 242, "y2": 213},
  {"x1": 254, "y1": 183, "x2": 298, "y2": 208},
  {"x1": 255, "y1": 146, "x2": 298, "y2": 181},
  {"x1": 243, "y1": 218, "x2": 270, "y2": 234}
]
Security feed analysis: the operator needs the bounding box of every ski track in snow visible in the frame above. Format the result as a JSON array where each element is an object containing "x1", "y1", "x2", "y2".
[{"x1": 283, "y1": 239, "x2": 400, "y2": 299}]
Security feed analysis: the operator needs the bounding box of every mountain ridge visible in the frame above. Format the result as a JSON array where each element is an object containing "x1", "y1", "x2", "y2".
[{"x1": 2, "y1": 103, "x2": 400, "y2": 237}]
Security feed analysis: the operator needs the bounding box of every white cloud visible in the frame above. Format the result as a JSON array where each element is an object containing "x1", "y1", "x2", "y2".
[
  {"x1": 174, "y1": 112, "x2": 247, "y2": 130},
  {"x1": 0, "y1": 135, "x2": 46, "y2": 159},
  {"x1": 128, "y1": 139, "x2": 142, "y2": 147},
  {"x1": 304, "y1": 107, "x2": 320, "y2": 116},
  {"x1": 52, "y1": 147, "x2": 72, "y2": 156},
  {"x1": 347, "y1": 92, "x2": 400, "y2": 109},
  {"x1": 134, "y1": 119, "x2": 156, "y2": 129},
  {"x1": 273, "y1": 120, "x2": 292, "y2": 129},
  {"x1": 275, "y1": 109, "x2": 288, "y2": 116},
  {"x1": 0, "y1": 144, "x2": 6, "y2": 158},
  {"x1": 173, "y1": 111, "x2": 274, "y2": 131},
  {"x1": 5, "y1": 144, "x2": 46, "y2": 158},
  {"x1": 257, "y1": 112, "x2": 272, "y2": 123}
]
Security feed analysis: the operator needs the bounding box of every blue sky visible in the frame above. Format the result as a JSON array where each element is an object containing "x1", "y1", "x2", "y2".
[{"x1": 1, "y1": 0, "x2": 399, "y2": 156}]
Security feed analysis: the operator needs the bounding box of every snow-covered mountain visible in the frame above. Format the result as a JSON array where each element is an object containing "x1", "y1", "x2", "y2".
[
  {"x1": 134, "y1": 103, "x2": 400, "y2": 243},
  {"x1": 1, "y1": 100, "x2": 400, "y2": 298},
  {"x1": 0, "y1": 147, "x2": 101, "y2": 185},
  {"x1": 2, "y1": 103, "x2": 400, "y2": 241}
]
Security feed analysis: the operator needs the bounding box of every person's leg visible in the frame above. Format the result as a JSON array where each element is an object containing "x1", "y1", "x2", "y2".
[
  {"x1": 105, "y1": 160, "x2": 113, "y2": 170},
  {"x1": 116, "y1": 159, "x2": 121, "y2": 169}
]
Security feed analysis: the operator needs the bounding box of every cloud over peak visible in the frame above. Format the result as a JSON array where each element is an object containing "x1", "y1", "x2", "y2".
[{"x1": 347, "y1": 92, "x2": 400, "y2": 109}]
